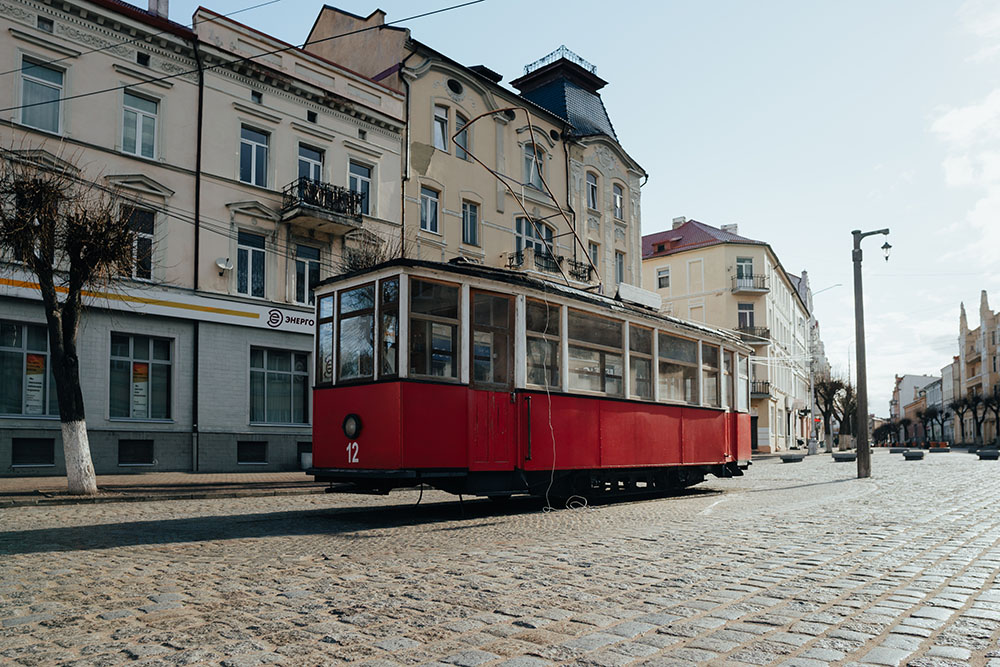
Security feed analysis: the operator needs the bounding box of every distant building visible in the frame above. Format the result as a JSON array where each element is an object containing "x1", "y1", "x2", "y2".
[
  {"x1": 941, "y1": 356, "x2": 959, "y2": 442},
  {"x1": 958, "y1": 291, "x2": 999, "y2": 444},
  {"x1": 641, "y1": 219, "x2": 817, "y2": 452}
]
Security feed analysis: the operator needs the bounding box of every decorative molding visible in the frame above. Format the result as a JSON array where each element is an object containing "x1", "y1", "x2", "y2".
[
  {"x1": 8, "y1": 149, "x2": 79, "y2": 173},
  {"x1": 113, "y1": 63, "x2": 174, "y2": 89},
  {"x1": 9, "y1": 27, "x2": 81, "y2": 57},
  {"x1": 342, "y1": 138, "x2": 382, "y2": 159},
  {"x1": 226, "y1": 200, "x2": 279, "y2": 221},
  {"x1": 290, "y1": 120, "x2": 335, "y2": 143},
  {"x1": 105, "y1": 174, "x2": 175, "y2": 198},
  {"x1": 57, "y1": 22, "x2": 129, "y2": 58},
  {"x1": 232, "y1": 101, "x2": 282, "y2": 125},
  {"x1": 0, "y1": 2, "x2": 32, "y2": 22}
]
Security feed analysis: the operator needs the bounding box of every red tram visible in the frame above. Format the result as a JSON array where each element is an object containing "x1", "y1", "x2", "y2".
[{"x1": 309, "y1": 259, "x2": 752, "y2": 499}]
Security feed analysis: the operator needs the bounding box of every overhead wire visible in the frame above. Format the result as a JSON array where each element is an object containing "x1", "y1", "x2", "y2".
[
  {"x1": 1, "y1": 0, "x2": 284, "y2": 78},
  {"x1": 1, "y1": 0, "x2": 487, "y2": 116}
]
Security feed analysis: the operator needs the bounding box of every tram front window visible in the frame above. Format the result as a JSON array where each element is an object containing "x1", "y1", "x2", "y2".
[
  {"x1": 380, "y1": 279, "x2": 399, "y2": 376},
  {"x1": 410, "y1": 279, "x2": 459, "y2": 378}
]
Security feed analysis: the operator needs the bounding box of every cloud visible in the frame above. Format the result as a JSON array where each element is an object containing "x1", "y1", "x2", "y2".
[{"x1": 959, "y1": 0, "x2": 1000, "y2": 61}]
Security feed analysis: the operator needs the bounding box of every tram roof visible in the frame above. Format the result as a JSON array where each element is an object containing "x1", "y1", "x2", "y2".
[{"x1": 316, "y1": 258, "x2": 750, "y2": 349}]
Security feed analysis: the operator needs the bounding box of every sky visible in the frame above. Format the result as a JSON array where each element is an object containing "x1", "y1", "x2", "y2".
[{"x1": 167, "y1": 0, "x2": 1000, "y2": 415}]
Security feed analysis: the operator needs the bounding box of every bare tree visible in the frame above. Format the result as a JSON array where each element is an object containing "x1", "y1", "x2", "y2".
[
  {"x1": 872, "y1": 423, "x2": 894, "y2": 445},
  {"x1": 337, "y1": 227, "x2": 405, "y2": 274},
  {"x1": 834, "y1": 381, "x2": 857, "y2": 449},
  {"x1": 985, "y1": 390, "x2": 1000, "y2": 448},
  {"x1": 931, "y1": 407, "x2": 949, "y2": 444},
  {"x1": 0, "y1": 149, "x2": 134, "y2": 495},
  {"x1": 948, "y1": 398, "x2": 970, "y2": 445},
  {"x1": 814, "y1": 378, "x2": 844, "y2": 453},
  {"x1": 916, "y1": 408, "x2": 930, "y2": 444},
  {"x1": 968, "y1": 394, "x2": 987, "y2": 447},
  {"x1": 898, "y1": 417, "x2": 913, "y2": 444}
]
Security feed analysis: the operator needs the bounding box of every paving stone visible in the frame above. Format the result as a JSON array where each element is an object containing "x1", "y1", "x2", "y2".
[
  {"x1": 860, "y1": 645, "x2": 915, "y2": 666},
  {"x1": 442, "y1": 650, "x2": 501, "y2": 667}
]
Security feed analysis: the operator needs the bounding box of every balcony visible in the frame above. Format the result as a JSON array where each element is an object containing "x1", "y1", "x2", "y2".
[
  {"x1": 968, "y1": 345, "x2": 982, "y2": 362},
  {"x1": 731, "y1": 274, "x2": 769, "y2": 293},
  {"x1": 736, "y1": 326, "x2": 771, "y2": 345},
  {"x1": 507, "y1": 247, "x2": 566, "y2": 277},
  {"x1": 567, "y1": 258, "x2": 592, "y2": 282},
  {"x1": 750, "y1": 380, "x2": 771, "y2": 398},
  {"x1": 280, "y1": 177, "x2": 363, "y2": 235}
]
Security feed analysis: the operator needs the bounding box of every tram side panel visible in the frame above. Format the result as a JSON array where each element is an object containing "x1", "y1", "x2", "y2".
[
  {"x1": 597, "y1": 401, "x2": 683, "y2": 467},
  {"x1": 735, "y1": 412, "x2": 751, "y2": 461},
  {"x1": 517, "y1": 393, "x2": 602, "y2": 472},
  {"x1": 680, "y1": 408, "x2": 729, "y2": 465},
  {"x1": 399, "y1": 382, "x2": 469, "y2": 469}
]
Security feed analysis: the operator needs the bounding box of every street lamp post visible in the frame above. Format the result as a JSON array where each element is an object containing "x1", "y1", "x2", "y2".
[{"x1": 852, "y1": 228, "x2": 890, "y2": 479}]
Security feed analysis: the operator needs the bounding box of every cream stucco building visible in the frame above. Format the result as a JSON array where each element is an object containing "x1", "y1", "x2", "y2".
[{"x1": 641, "y1": 218, "x2": 816, "y2": 452}]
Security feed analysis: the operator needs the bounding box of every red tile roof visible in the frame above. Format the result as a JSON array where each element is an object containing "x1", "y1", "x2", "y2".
[{"x1": 642, "y1": 219, "x2": 766, "y2": 259}]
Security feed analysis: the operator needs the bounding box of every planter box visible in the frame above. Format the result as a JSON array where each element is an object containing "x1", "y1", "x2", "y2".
[
  {"x1": 780, "y1": 454, "x2": 805, "y2": 463},
  {"x1": 832, "y1": 452, "x2": 856, "y2": 462},
  {"x1": 927, "y1": 447, "x2": 950, "y2": 453},
  {"x1": 903, "y1": 450, "x2": 925, "y2": 461},
  {"x1": 978, "y1": 449, "x2": 1000, "y2": 461},
  {"x1": 889, "y1": 447, "x2": 907, "y2": 454}
]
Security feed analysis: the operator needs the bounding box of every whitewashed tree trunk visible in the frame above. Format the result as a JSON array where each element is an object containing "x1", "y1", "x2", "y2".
[
  {"x1": 62, "y1": 420, "x2": 97, "y2": 495},
  {"x1": 825, "y1": 431, "x2": 833, "y2": 453}
]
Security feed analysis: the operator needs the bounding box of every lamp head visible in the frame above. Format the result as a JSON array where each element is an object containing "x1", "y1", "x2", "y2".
[{"x1": 881, "y1": 239, "x2": 892, "y2": 262}]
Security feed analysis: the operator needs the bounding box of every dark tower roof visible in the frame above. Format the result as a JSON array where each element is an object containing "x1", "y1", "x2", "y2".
[{"x1": 510, "y1": 46, "x2": 617, "y2": 141}]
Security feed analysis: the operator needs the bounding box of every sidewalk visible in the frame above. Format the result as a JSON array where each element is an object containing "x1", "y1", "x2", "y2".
[{"x1": 0, "y1": 471, "x2": 328, "y2": 508}]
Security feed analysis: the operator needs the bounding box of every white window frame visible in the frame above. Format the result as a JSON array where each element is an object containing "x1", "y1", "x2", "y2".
[
  {"x1": 738, "y1": 303, "x2": 754, "y2": 328},
  {"x1": 588, "y1": 241, "x2": 599, "y2": 270},
  {"x1": 294, "y1": 244, "x2": 321, "y2": 306},
  {"x1": 586, "y1": 172, "x2": 599, "y2": 210},
  {"x1": 455, "y1": 113, "x2": 470, "y2": 160},
  {"x1": 523, "y1": 143, "x2": 544, "y2": 189},
  {"x1": 462, "y1": 200, "x2": 479, "y2": 246},
  {"x1": 616, "y1": 251, "x2": 625, "y2": 284},
  {"x1": 297, "y1": 143, "x2": 323, "y2": 181},
  {"x1": 109, "y1": 333, "x2": 172, "y2": 421},
  {"x1": 420, "y1": 187, "x2": 439, "y2": 233},
  {"x1": 237, "y1": 230, "x2": 266, "y2": 298},
  {"x1": 124, "y1": 206, "x2": 155, "y2": 281},
  {"x1": 515, "y1": 217, "x2": 554, "y2": 255},
  {"x1": 349, "y1": 160, "x2": 373, "y2": 216},
  {"x1": 239, "y1": 125, "x2": 269, "y2": 187},
  {"x1": 0, "y1": 320, "x2": 58, "y2": 417},
  {"x1": 20, "y1": 57, "x2": 63, "y2": 134},
  {"x1": 657, "y1": 267, "x2": 670, "y2": 291},
  {"x1": 433, "y1": 104, "x2": 449, "y2": 151},
  {"x1": 121, "y1": 90, "x2": 158, "y2": 159},
  {"x1": 249, "y1": 347, "x2": 310, "y2": 425},
  {"x1": 613, "y1": 183, "x2": 625, "y2": 220}
]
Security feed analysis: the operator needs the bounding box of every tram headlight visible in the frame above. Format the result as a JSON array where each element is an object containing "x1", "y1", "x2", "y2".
[{"x1": 342, "y1": 413, "x2": 362, "y2": 439}]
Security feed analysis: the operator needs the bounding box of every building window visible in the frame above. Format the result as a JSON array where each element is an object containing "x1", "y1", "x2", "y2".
[
  {"x1": 433, "y1": 104, "x2": 449, "y2": 151},
  {"x1": 21, "y1": 58, "x2": 62, "y2": 133},
  {"x1": 420, "y1": 187, "x2": 439, "y2": 233},
  {"x1": 349, "y1": 161, "x2": 372, "y2": 216},
  {"x1": 736, "y1": 256, "x2": 754, "y2": 286},
  {"x1": 586, "y1": 172, "x2": 599, "y2": 210},
  {"x1": 588, "y1": 241, "x2": 599, "y2": 270},
  {"x1": 237, "y1": 441, "x2": 267, "y2": 464},
  {"x1": 295, "y1": 245, "x2": 320, "y2": 305},
  {"x1": 37, "y1": 16, "x2": 54, "y2": 33},
  {"x1": 136, "y1": 52, "x2": 150, "y2": 67},
  {"x1": 297, "y1": 144, "x2": 323, "y2": 181},
  {"x1": 110, "y1": 333, "x2": 172, "y2": 420},
  {"x1": 125, "y1": 206, "x2": 154, "y2": 280},
  {"x1": 462, "y1": 201, "x2": 479, "y2": 246},
  {"x1": 629, "y1": 325, "x2": 653, "y2": 400},
  {"x1": 657, "y1": 267, "x2": 670, "y2": 290},
  {"x1": 526, "y1": 300, "x2": 560, "y2": 389},
  {"x1": 410, "y1": 278, "x2": 459, "y2": 378},
  {"x1": 122, "y1": 91, "x2": 157, "y2": 158},
  {"x1": 455, "y1": 113, "x2": 469, "y2": 159},
  {"x1": 658, "y1": 333, "x2": 699, "y2": 404},
  {"x1": 515, "y1": 217, "x2": 553, "y2": 256},
  {"x1": 523, "y1": 143, "x2": 544, "y2": 189},
  {"x1": 616, "y1": 251, "x2": 625, "y2": 284},
  {"x1": 12, "y1": 438, "x2": 55, "y2": 467},
  {"x1": 613, "y1": 184, "x2": 625, "y2": 220},
  {"x1": 239, "y1": 126, "x2": 269, "y2": 187},
  {"x1": 738, "y1": 303, "x2": 754, "y2": 328},
  {"x1": 237, "y1": 231, "x2": 266, "y2": 298},
  {"x1": 0, "y1": 320, "x2": 58, "y2": 416},
  {"x1": 250, "y1": 348, "x2": 309, "y2": 424},
  {"x1": 567, "y1": 309, "x2": 623, "y2": 396},
  {"x1": 118, "y1": 439, "x2": 154, "y2": 466},
  {"x1": 338, "y1": 283, "x2": 375, "y2": 382}
]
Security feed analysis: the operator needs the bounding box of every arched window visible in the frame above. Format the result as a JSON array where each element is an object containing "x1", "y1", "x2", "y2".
[
  {"x1": 523, "y1": 143, "x2": 544, "y2": 189},
  {"x1": 515, "y1": 217, "x2": 554, "y2": 256},
  {"x1": 586, "y1": 172, "x2": 599, "y2": 210},
  {"x1": 613, "y1": 183, "x2": 625, "y2": 220},
  {"x1": 455, "y1": 113, "x2": 469, "y2": 160}
]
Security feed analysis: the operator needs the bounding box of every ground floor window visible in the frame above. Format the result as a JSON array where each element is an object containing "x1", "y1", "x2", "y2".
[
  {"x1": 118, "y1": 439, "x2": 154, "y2": 466},
  {"x1": 11, "y1": 437, "x2": 55, "y2": 467},
  {"x1": 110, "y1": 333, "x2": 171, "y2": 420},
  {"x1": 250, "y1": 348, "x2": 309, "y2": 424},
  {"x1": 0, "y1": 320, "x2": 58, "y2": 416},
  {"x1": 237, "y1": 440, "x2": 267, "y2": 464}
]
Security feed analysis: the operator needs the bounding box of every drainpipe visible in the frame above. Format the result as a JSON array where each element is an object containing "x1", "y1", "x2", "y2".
[
  {"x1": 192, "y1": 36, "x2": 205, "y2": 471},
  {"x1": 399, "y1": 52, "x2": 416, "y2": 258}
]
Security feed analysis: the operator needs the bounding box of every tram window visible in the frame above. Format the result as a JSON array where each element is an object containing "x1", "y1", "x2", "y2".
[
  {"x1": 628, "y1": 324, "x2": 653, "y2": 400},
  {"x1": 658, "y1": 333, "x2": 699, "y2": 404},
  {"x1": 702, "y1": 344, "x2": 721, "y2": 408},
  {"x1": 317, "y1": 295, "x2": 334, "y2": 384},
  {"x1": 410, "y1": 279, "x2": 459, "y2": 378},
  {"x1": 738, "y1": 354, "x2": 750, "y2": 412},
  {"x1": 380, "y1": 278, "x2": 399, "y2": 377},
  {"x1": 567, "y1": 309, "x2": 623, "y2": 396},
  {"x1": 724, "y1": 350, "x2": 735, "y2": 408},
  {"x1": 472, "y1": 293, "x2": 511, "y2": 387},
  {"x1": 526, "y1": 300, "x2": 560, "y2": 388},
  {"x1": 338, "y1": 284, "x2": 375, "y2": 381}
]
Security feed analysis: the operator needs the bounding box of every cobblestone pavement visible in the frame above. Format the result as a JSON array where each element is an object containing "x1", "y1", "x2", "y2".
[{"x1": 3, "y1": 450, "x2": 1000, "y2": 666}]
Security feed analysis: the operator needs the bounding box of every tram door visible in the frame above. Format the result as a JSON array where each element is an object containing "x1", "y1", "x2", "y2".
[{"x1": 470, "y1": 291, "x2": 514, "y2": 469}]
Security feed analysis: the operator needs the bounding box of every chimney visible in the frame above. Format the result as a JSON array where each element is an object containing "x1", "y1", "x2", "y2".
[
  {"x1": 671, "y1": 216, "x2": 686, "y2": 230},
  {"x1": 148, "y1": 0, "x2": 168, "y2": 18},
  {"x1": 720, "y1": 223, "x2": 738, "y2": 235}
]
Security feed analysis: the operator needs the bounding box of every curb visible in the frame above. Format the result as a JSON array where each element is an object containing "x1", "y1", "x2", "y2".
[{"x1": 0, "y1": 486, "x2": 327, "y2": 509}]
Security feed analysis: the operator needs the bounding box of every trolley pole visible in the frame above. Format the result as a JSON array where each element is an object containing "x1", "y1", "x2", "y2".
[{"x1": 852, "y1": 228, "x2": 890, "y2": 479}]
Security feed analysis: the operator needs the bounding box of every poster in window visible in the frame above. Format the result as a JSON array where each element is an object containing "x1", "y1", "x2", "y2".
[
  {"x1": 24, "y1": 353, "x2": 45, "y2": 415},
  {"x1": 132, "y1": 362, "x2": 148, "y2": 418}
]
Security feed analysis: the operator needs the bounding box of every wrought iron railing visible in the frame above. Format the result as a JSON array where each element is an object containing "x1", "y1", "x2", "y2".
[
  {"x1": 282, "y1": 177, "x2": 363, "y2": 221},
  {"x1": 567, "y1": 258, "x2": 592, "y2": 282},
  {"x1": 750, "y1": 380, "x2": 771, "y2": 396},
  {"x1": 731, "y1": 275, "x2": 769, "y2": 291},
  {"x1": 737, "y1": 326, "x2": 771, "y2": 343},
  {"x1": 507, "y1": 250, "x2": 524, "y2": 269},
  {"x1": 534, "y1": 251, "x2": 562, "y2": 274}
]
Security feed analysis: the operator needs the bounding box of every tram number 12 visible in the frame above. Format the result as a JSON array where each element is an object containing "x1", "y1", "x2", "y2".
[{"x1": 346, "y1": 441, "x2": 359, "y2": 463}]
